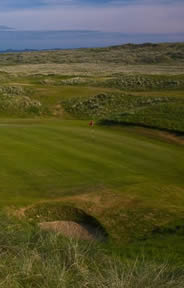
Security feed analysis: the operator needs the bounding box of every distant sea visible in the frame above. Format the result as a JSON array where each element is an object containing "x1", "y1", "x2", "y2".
[{"x1": 0, "y1": 30, "x2": 183, "y2": 51}]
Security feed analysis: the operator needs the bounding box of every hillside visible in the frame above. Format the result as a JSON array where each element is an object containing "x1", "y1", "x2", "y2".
[
  {"x1": 0, "y1": 43, "x2": 184, "y2": 287},
  {"x1": 0, "y1": 43, "x2": 183, "y2": 66}
]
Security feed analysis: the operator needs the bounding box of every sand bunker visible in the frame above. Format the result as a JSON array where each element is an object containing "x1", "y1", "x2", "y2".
[{"x1": 39, "y1": 221, "x2": 106, "y2": 241}]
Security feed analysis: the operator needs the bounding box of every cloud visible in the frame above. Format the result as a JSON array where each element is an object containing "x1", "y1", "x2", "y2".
[
  {"x1": 0, "y1": 25, "x2": 14, "y2": 30},
  {"x1": 0, "y1": 0, "x2": 183, "y2": 11},
  {"x1": 0, "y1": 0, "x2": 183, "y2": 33}
]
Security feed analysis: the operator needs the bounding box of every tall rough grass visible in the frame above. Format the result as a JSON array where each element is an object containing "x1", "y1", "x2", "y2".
[{"x1": 0, "y1": 216, "x2": 184, "y2": 288}]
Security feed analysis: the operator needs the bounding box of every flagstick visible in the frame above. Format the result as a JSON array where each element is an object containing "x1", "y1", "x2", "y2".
[
  {"x1": 91, "y1": 126, "x2": 94, "y2": 140},
  {"x1": 88, "y1": 120, "x2": 95, "y2": 142}
]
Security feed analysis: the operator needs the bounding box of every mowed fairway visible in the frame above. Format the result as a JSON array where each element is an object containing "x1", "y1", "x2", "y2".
[{"x1": 0, "y1": 119, "x2": 184, "y2": 208}]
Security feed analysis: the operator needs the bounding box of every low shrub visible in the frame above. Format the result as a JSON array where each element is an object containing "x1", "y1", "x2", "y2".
[
  {"x1": 62, "y1": 92, "x2": 184, "y2": 133},
  {"x1": 100, "y1": 75, "x2": 184, "y2": 91},
  {"x1": 0, "y1": 86, "x2": 42, "y2": 115}
]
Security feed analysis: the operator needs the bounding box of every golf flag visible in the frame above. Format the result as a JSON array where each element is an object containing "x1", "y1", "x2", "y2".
[{"x1": 89, "y1": 120, "x2": 94, "y2": 127}]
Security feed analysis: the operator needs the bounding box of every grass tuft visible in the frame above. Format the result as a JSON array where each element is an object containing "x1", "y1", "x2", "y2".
[{"x1": 0, "y1": 214, "x2": 184, "y2": 288}]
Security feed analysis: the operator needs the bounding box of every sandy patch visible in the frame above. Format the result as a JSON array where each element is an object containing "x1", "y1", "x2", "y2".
[{"x1": 39, "y1": 220, "x2": 105, "y2": 241}]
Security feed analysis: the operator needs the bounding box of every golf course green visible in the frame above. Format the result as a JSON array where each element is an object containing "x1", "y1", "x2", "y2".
[{"x1": 0, "y1": 119, "x2": 183, "y2": 208}]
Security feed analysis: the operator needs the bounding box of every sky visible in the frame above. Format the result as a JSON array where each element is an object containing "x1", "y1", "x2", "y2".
[{"x1": 0, "y1": 0, "x2": 183, "y2": 33}]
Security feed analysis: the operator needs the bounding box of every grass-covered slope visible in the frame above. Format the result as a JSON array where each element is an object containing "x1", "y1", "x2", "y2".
[
  {"x1": 0, "y1": 42, "x2": 183, "y2": 65},
  {"x1": 1, "y1": 214, "x2": 184, "y2": 288},
  {"x1": 0, "y1": 119, "x2": 184, "y2": 261},
  {"x1": 62, "y1": 92, "x2": 184, "y2": 133}
]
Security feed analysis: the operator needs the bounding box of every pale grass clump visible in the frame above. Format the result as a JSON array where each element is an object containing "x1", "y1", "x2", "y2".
[
  {"x1": 0, "y1": 228, "x2": 184, "y2": 288},
  {"x1": 89, "y1": 260, "x2": 184, "y2": 288}
]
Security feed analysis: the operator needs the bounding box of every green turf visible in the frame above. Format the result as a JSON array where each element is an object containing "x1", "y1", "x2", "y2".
[{"x1": 0, "y1": 119, "x2": 183, "y2": 208}]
